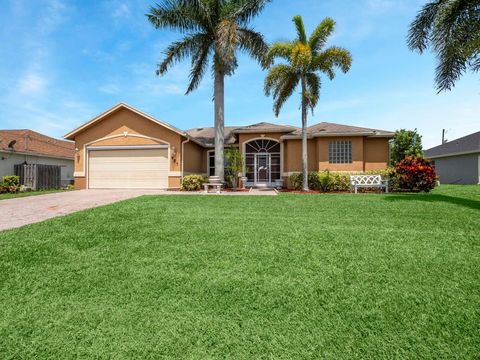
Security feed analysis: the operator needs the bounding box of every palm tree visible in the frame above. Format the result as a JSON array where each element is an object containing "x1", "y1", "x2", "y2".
[
  {"x1": 408, "y1": 0, "x2": 480, "y2": 92},
  {"x1": 263, "y1": 16, "x2": 351, "y2": 191},
  {"x1": 147, "y1": 0, "x2": 270, "y2": 181}
]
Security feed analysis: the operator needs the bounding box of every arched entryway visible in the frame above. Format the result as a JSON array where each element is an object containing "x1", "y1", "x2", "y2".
[{"x1": 243, "y1": 138, "x2": 281, "y2": 186}]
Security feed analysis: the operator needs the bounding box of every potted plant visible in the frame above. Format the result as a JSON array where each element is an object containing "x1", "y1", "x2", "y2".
[{"x1": 225, "y1": 148, "x2": 244, "y2": 191}]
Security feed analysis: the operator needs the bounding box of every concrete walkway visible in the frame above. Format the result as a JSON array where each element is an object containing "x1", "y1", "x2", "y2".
[{"x1": 0, "y1": 188, "x2": 277, "y2": 231}]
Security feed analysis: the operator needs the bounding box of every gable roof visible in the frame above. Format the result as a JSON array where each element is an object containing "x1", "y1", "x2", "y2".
[
  {"x1": 425, "y1": 131, "x2": 480, "y2": 158},
  {"x1": 233, "y1": 122, "x2": 298, "y2": 133},
  {"x1": 186, "y1": 126, "x2": 238, "y2": 147},
  {"x1": 64, "y1": 103, "x2": 187, "y2": 140},
  {"x1": 0, "y1": 129, "x2": 74, "y2": 159}
]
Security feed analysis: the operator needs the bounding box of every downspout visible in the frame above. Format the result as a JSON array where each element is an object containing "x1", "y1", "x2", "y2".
[{"x1": 181, "y1": 138, "x2": 190, "y2": 181}]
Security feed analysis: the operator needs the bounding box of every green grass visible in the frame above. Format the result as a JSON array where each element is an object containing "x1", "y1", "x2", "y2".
[
  {"x1": 0, "y1": 189, "x2": 72, "y2": 200},
  {"x1": 0, "y1": 185, "x2": 479, "y2": 359}
]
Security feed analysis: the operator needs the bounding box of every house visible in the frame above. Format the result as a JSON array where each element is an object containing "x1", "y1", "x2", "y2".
[
  {"x1": 0, "y1": 129, "x2": 75, "y2": 186},
  {"x1": 425, "y1": 131, "x2": 480, "y2": 184},
  {"x1": 64, "y1": 103, "x2": 394, "y2": 189}
]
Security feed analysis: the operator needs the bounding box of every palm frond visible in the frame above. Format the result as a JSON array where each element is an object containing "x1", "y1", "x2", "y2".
[
  {"x1": 187, "y1": 41, "x2": 212, "y2": 94},
  {"x1": 293, "y1": 15, "x2": 307, "y2": 44},
  {"x1": 308, "y1": 17, "x2": 335, "y2": 53},
  {"x1": 147, "y1": 0, "x2": 207, "y2": 33},
  {"x1": 305, "y1": 72, "x2": 320, "y2": 112},
  {"x1": 230, "y1": 0, "x2": 271, "y2": 25},
  {"x1": 312, "y1": 46, "x2": 352, "y2": 76},
  {"x1": 407, "y1": 0, "x2": 442, "y2": 53},
  {"x1": 264, "y1": 64, "x2": 299, "y2": 116},
  {"x1": 157, "y1": 33, "x2": 209, "y2": 75},
  {"x1": 215, "y1": 18, "x2": 240, "y2": 67},
  {"x1": 263, "y1": 42, "x2": 294, "y2": 68},
  {"x1": 237, "y1": 27, "x2": 269, "y2": 64}
]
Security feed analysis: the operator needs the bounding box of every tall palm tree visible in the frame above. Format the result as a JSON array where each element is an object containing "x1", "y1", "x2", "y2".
[
  {"x1": 147, "y1": 0, "x2": 270, "y2": 181},
  {"x1": 408, "y1": 0, "x2": 480, "y2": 92},
  {"x1": 263, "y1": 16, "x2": 351, "y2": 191}
]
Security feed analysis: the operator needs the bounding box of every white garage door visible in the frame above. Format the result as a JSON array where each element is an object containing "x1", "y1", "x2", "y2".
[{"x1": 88, "y1": 148, "x2": 169, "y2": 189}]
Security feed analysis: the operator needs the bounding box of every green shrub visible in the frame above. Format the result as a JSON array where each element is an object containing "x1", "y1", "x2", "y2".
[
  {"x1": 3, "y1": 175, "x2": 19, "y2": 187},
  {"x1": 289, "y1": 169, "x2": 399, "y2": 192},
  {"x1": 1, "y1": 176, "x2": 20, "y2": 193},
  {"x1": 181, "y1": 174, "x2": 207, "y2": 191}
]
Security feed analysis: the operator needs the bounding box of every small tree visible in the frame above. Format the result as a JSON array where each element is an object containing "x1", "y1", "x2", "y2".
[
  {"x1": 390, "y1": 129, "x2": 423, "y2": 165},
  {"x1": 225, "y1": 148, "x2": 244, "y2": 191}
]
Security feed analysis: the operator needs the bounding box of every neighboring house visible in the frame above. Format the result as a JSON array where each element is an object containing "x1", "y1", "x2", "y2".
[
  {"x1": 0, "y1": 130, "x2": 75, "y2": 186},
  {"x1": 425, "y1": 131, "x2": 480, "y2": 185},
  {"x1": 64, "y1": 103, "x2": 394, "y2": 189}
]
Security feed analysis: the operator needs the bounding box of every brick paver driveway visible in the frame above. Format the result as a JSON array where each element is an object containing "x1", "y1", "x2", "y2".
[{"x1": 0, "y1": 189, "x2": 166, "y2": 231}]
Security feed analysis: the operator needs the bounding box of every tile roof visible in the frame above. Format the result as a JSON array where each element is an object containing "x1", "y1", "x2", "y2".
[
  {"x1": 0, "y1": 129, "x2": 75, "y2": 159},
  {"x1": 425, "y1": 131, "x2": 480, "y2": 158},
  {"x1": 186, "y1": 126, "x2": 238, "y2": 147}
]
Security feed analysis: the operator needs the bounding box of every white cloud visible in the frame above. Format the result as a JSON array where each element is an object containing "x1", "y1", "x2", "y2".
[
  {"x1": 112, "y1": 3, "x2": 131, "y2": 19},
  {"x1": 17, "y1": 71, "x2": 47, "y2": 94}
]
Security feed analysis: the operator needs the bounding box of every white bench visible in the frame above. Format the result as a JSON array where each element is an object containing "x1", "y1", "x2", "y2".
[
  {"x1": 204, "y1": 176, "x2": 223, "y2": 194},
  {"x1": 350, "y1": 175, "x2": 389, "y2": 193}
]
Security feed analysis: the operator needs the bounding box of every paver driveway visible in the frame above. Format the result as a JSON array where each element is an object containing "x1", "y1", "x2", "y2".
[{"x1": 0, "y1": 189, "x2": 166, "y2": 231}]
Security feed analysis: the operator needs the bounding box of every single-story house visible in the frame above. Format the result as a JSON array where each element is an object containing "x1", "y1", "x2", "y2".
[
  {"x1": 0, "y1": 129, "x2": 75, "y2": 186},
  {"x1": 425, "y1": 131, "x2": 480, "y2": 184},
  {"x1": 64, "y1": 103, "x2": 394, "y2": 189}
]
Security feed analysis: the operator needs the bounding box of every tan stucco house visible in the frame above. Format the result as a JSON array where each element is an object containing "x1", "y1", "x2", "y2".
[{"x1": 64, "y1": 103, "x2": 394, "y2": 189}]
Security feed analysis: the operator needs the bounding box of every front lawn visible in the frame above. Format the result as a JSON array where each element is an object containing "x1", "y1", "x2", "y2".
[{"x1": 0, "y1": 185, "x2": 478, "y2": 358}]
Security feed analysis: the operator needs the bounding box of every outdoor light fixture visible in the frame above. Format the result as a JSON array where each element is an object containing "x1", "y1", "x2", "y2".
[{"x1": 171, "y1": 146, "x2": 177, "y2": 160}]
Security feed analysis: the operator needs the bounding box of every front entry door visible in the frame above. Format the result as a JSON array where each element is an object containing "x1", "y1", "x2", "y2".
[{"x1": 255, "y1": 153, "x2": 271, "y2": 184}]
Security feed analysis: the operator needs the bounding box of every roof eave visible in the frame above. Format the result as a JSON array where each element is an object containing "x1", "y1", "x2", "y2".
[
  {"x1": 425, "y1": 149, "x2": 480, "y2": 159},
  {"x1": 64, "y1": 102, "x2": 188, "y2": 140}
]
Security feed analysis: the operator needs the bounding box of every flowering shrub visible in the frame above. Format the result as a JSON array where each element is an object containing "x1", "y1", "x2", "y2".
[
  {"x1": 395, "y1": 156, "x2": 436, "y2": 192},
  {"x1": 181, "y1": 174, "x2": 207, "y2": 191}
]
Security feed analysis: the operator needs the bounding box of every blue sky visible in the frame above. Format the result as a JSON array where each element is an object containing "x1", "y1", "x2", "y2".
[{"x1": 0, "y1": 0, "x2": 478, "y2": 148}]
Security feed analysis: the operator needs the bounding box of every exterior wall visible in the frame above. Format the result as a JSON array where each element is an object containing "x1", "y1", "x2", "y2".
[
  {"x1": 0, "y1": 151, "x2": 74, "y2": 186},
  {"x1": 317, "y1": 136, "x2": 364, "y2": 171},
  {"x1": 283, "y1": 139, "x2": 317, "y2": 173},
  {"x1": 364, "y1": 138, "x2": 390, "y2": 171},
  {"x1": 432, "y1": 154, "x2": 480, "y2": 184},
  {"x1": 72, "y1": 107, "x2": 185, "y2": 189},
  {"x1": 183, "y1": 141, "x2": 205, "y2": 175}
]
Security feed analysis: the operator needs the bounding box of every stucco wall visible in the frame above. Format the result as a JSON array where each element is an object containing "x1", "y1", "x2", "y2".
[
  {"x1": 0, "y1": 152, "x2": 74, "y2": 186},
  {"x1": 283, "y1": 139, "x2": 317, "y2": 172},
  {"x1": 364, "y1": 138, "x2": 390, "y2": 171},
  {"x1": 183, "y1": 141, "x2": 205, "y2": 174},
  {"x1": 72, "y1": 107, "x2": 186, "y2": 189},
  {"x1": 432, "y1": 154, "x2": 479, "y2": 184}
]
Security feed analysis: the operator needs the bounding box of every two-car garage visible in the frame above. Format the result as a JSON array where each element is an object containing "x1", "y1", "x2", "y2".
[{"x1": 88, "y1": 147, "x2": 169, "y2": 189}]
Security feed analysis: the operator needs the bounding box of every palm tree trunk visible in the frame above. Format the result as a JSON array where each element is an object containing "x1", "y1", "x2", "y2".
[
  {"x1": 301, "y1": 76, "x2": 309, "y2": 191},
  {"x1": 214, "y1": 68, "x2": 225, "y2": 182}
]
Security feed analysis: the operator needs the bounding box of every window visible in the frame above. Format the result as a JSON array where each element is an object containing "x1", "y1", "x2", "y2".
[
  {"x1": 329, "y1": 140, "x2": 352, "y2": 164},
  {"x1": 208, "y1": 151, "x2": 215, "y2": 176},
  {"x1": 207, "y1": 151, "x2": 229, "y2": 177}
]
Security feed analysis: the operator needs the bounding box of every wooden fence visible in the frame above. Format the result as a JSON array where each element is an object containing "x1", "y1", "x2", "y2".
[{"x1": 14, "y1": 164, "x2": 61, "y2": 190}]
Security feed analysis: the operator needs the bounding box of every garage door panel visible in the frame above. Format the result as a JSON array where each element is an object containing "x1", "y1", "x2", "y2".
[{"x1": 88, "y1": 148, "x2": 169, "y2": 189}]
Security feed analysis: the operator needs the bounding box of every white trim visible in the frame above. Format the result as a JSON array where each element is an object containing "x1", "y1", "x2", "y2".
[
  {"x1": 74, "y1": 171, "x2": 85, "y2": 177},
  {"x1": 86, "y1": 145, "x2": 168, "y2": 150},
  {"x1": 425, "y1": 150, "x2": 480, "y2": 159},
  {"x1": 242, "y1": 137, "x2": 283, "y2": 186},
  {"x1": 64, "y1": 102, "x2": 187, "y2": 139},
  {"x1": 79, "y1": 133, "x2": 171, "y2": 175},
  {"x1": 168, "y1": 171, "x2": 181, "y2": 177},
  {"x1": 85, "y1": 139, "x2": 172, "y2": 189},
  {"x1": 207, "y1": 149, "x2": 215, "y2": 177}
]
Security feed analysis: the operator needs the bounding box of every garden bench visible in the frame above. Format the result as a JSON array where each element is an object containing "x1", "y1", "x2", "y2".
[
  {"x1": 350, "y1": 175, "x2": 389, "y2": 194},
  {"x1": 204, "y1": 176, "x2": 223, "y2": 194}
]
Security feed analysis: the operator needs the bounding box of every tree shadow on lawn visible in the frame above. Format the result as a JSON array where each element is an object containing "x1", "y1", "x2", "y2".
[{"x1": 384, "y1": 193, "x2": 480, "y2": 211}]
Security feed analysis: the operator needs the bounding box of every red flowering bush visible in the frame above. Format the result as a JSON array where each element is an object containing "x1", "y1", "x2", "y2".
[{"x1": 395, "y1": 156, "x2": 436, "y2": 192}]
